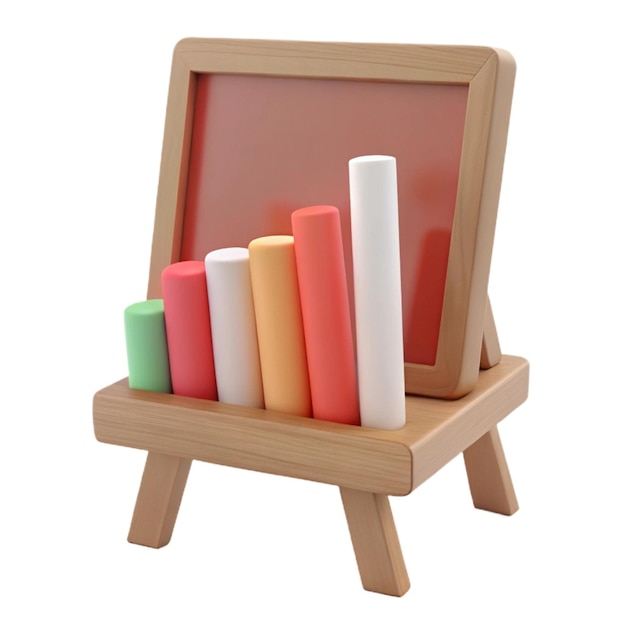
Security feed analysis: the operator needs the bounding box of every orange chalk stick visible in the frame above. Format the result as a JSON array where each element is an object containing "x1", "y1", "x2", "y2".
[
  {"x1": 292, "y1": 206, "x2": 360, "y2": 425},
  {"x1": 248, "y1": 236, "x2": 312, "y2": 417},
  {"x1": 161, "y1": 260, "x2": 217, "y2": 400}
]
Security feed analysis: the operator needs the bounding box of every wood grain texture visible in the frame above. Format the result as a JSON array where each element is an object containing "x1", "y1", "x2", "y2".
[
  {"x1": 146, "y1": 38, "x2": 516, "y2": 399},
  {"x1": 340, "y1": 487, "x2": 410, "y2": 596},
  {"x1": 172, "y1": 38, "x2": 495, "y2": 83},
  {"x1": 404, "y1": 49, "x2": 515, "y2": 397},
  {"x1": 93, "y1": 355, "x2": 528, "y2": 496},
  {"x1": 127, "y1": 452, "x2": 192, "y2": 547},
  {"x1": 463, "y1": 426, "x2": 518, "y2": 515}
]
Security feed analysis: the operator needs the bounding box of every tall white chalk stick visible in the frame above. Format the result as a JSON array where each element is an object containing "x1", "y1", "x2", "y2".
[
  {"x1": 205, "y1": 247, "x2": 264, "y2": 408},
  {"x1": 349, "y1": 155, "x2": 406, "y2": 430}
]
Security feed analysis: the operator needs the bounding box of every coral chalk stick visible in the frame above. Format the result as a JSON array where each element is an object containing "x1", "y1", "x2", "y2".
[{"x1": 292, "y1": 205, "x2": 359, "y2": 425}]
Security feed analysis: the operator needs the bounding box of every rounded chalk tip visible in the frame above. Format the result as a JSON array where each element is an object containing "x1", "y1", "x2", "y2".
[
  {"x1": 292, "y1": 205, "x2": 338, "y2": 219},
  {"x1": 124, "y1": 299, "x2": 165, "y2": 318},
  {"x1": 349, "y1": 155, "x2": 397, "y2": 180},
  {"x1": 205, "y1": 247, "x2": 249, "y2": 264},
  {"x1": 248, "y1": 235, "x2": 294, "y2": 250},
  {"x1": 161, "y1": 259, "x2": 205, "y2": 280},
  {"x1": 349, "y1": 154, "x2": 396, "y2": 165}
]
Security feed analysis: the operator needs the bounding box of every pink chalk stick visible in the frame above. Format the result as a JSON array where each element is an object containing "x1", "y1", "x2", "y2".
[{"x1": 161, "y1": 261, "x2": 217, "y2": 400}]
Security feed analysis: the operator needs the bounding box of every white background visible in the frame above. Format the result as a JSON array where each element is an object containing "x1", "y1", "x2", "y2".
[{"x1": 2, "y1": 1, "x2": 624, "y2": 624}]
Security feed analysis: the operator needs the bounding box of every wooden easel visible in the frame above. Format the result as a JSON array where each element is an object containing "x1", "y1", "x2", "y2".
[
  {"x1": 93, "y1": 299, "x2": 527, "y2": 596},
  {"x1": 93, "y1": 39, "x2": 528, "y2": 596},
  {"x1": 94, "y1": 298, "x2": 528, "y2": 596}
]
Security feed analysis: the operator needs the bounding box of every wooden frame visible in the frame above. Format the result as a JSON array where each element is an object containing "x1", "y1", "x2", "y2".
[
  {"x1": 147, "y1": 38, "x2": 516, "y2": 399},
  {"x1": 93, "y1": 39, "x2": 528, "y2": 597}
]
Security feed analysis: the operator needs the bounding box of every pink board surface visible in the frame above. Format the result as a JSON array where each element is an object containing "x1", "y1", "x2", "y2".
[{"x1": 181, "y1": 74, "x2": 468, "y2": 366}]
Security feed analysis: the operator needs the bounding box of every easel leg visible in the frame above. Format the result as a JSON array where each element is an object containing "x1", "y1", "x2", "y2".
[
  {"x1": 339, "y1": 487, "x2": 410, "y2": 596},
  {"x1": 463, "y1": 427, "x2": 518, "y2": 515},
  {"x1": 480, "y1": 296, "x2": 502, "y2": 369},
  {"x1": 127, "y1": 452, "x2": 192, "y2": 548}
]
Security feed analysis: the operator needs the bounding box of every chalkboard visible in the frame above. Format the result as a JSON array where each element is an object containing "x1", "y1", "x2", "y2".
[{"x1": 147, "y1": 39, "x2": 515, "y2": 398}]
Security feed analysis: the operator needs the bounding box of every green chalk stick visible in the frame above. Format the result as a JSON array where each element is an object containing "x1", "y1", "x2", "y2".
[{"x1": 124, "y1": 299, "x2": 172, "y2": 393}]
